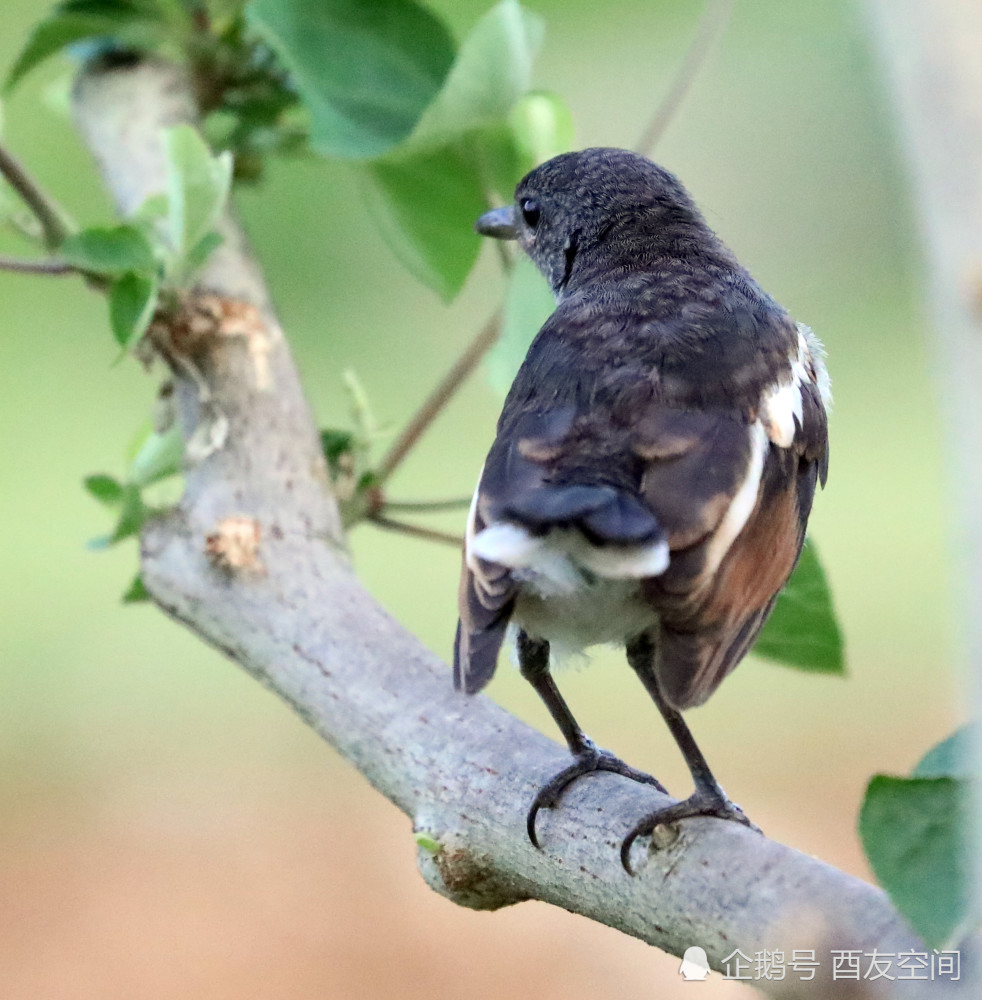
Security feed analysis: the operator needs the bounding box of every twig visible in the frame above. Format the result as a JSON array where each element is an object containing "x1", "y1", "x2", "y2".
[
  {"x1": 634, "y1": 0, "x2": 737, "y2": 157},
  {"x1": 374, "y1": 308, "x2": 502, "y2": 485},
  {"x1": 368, "y1": 513, "x2": 463, "y2": 547},
  {"x1": 0, "y1": 143, "x2": 72, "y2": 250},
  {"x1": 383, "y1": 497, "x2": 473, "y2": 514},
  {"x1": 0, "y1": 255, "x2": 77, "y2": 275}
]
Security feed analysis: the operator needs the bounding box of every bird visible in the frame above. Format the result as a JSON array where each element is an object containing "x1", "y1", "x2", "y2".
[{"x1": 454, "y1": 147, "x2": 830, "y2": 872}]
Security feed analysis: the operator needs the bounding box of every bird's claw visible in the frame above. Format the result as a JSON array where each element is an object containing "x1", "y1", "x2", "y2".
[
  {"x1": 620, "y1": 789, "x2": 761, "y2": 874},
  {"x1": 527, "y1": 747, "x2": 667, "y2": 848}
]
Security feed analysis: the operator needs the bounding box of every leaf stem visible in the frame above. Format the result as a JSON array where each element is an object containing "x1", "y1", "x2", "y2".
[
  {"x1": 367, "y1": 513, "x2": 463, "y2": 547},
  {"x1": 374, "y1": 308, "x2": 502, "y2": 486},
  {"x1": 0, "y1": 255, "x2": 77, "y2": 276},
  {"x1": 634, "y1": 0, "x2": 737, "y2": 157},
  {"x1": 0, "y1": 143, "x2": 73, "y2": 250}
]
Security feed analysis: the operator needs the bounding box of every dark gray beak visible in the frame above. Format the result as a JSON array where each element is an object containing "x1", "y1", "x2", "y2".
[{"x1": 475, "y1": 205, "x2": 519, "y2": 239}]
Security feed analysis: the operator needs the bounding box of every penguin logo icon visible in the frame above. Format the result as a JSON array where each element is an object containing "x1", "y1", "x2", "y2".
[{"x1": 679, "y1": 946, "x2": 710, "y2": 981}]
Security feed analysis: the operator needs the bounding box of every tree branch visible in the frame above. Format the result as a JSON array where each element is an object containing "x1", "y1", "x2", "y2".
[
  {"x1": 69, "y1": 54, "x2": 975, "y2": 998},
  {"x1": 0, "y1": 255, "x2": 77, "y2": 275},
  {"x1": 374, "y1": 307, "x2": 502, "y2": 486},
  {"x1": 367, "y1": 513, "x2": 463, "y2": 547},
  {"x1": 383, "y1": 497, "x2": 473, "y2": 513},
  {"x1": 0, "y1": 142, "x2": 72, "y2": 250},
  {"x1": 634, "y1": 0, "x2": 736, "y2": 157}
]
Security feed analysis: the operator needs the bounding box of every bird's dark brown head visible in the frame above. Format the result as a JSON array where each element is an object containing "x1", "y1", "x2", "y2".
[{"x1": 475, "y1": 148, "x2": 718, "y2": 297}]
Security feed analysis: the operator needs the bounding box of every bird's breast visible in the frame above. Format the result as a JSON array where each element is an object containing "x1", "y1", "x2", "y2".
[{"x1": 512, "y1": 574, "x2": 659, "y2": 665}]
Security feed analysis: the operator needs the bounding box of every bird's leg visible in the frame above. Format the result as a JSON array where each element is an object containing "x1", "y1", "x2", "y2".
[
  {"x1": 518, "y1": 629, "x2": 666, "y2": 848},
  {"x1": 622, "y1": 633, "x2": 761, "y2": 872}
]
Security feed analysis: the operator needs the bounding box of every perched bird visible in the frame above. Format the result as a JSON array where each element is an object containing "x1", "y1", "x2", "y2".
[{"x1": 454, "y1": 148, "x2": 830, "y2": 871}]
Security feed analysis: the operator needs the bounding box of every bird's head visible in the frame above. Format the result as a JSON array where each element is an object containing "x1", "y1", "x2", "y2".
[{"x1": 475, "y1": 147, "x2": 711, "y2": 297}]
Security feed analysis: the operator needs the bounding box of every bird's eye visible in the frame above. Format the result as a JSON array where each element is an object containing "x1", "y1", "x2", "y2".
[{"x1": 520, "y1": 198, "x2": 541, "y2": 228}]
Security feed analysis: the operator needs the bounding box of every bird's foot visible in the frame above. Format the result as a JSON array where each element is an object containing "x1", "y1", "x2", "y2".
[
  {"x1": 620, "y1": 787, "x2": 761, "y2": 874},
  {"x1": 527, "y1": 740, "x2": 667, "y2": 848}
]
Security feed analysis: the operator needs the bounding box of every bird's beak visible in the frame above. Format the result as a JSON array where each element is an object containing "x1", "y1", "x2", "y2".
[{"x1": 475, "y1": 205, "x2": 519, "y2": 239}]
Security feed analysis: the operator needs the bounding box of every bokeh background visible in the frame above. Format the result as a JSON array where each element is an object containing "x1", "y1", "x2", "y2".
[{"x1": 0, "y1": 0, "x2": 962, "y2": 997}]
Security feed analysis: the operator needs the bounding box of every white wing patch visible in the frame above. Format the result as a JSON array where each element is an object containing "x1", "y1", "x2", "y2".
[{"x1": 761, "y1": 322, "x2": 830, "y2": 449}]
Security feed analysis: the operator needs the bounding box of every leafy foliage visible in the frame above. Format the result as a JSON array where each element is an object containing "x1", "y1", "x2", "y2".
[
  {"x1": 121, "y1": 573, "x2": 151, "y2": 603},
  {"x1": 83, "y1": 422, "x2": 184, "y2": 601},
  {"x1": 109, "y1": 271, "x2": 159, "y2": 348},
  {"x1": 59, "y1": 225, "x2": 156, "y2": 273},
  {"x1": 363, "y1": 0, "x2": 548, "y2": 301},
  {"x1": 161, "y1": 124, "x2": 232, "y2": 282},
  {"x1": 245, "y1": 0, "x2": 455, "y2": 159},
  {"x1": 3, "y1": 0, "x2": 173, "y2": 93},
  {"x1": 365, "y1": 143, "x2": 487, "y2": 301},
  {"x1": 55, "y1": 124, "x2": 229, "y2": 351},
  {"x1": 85, "y1": 479, "x2": 151, "y2": 548},
  {"x1": 860, "y1": 726, "x2": 979, "y2": 948}
]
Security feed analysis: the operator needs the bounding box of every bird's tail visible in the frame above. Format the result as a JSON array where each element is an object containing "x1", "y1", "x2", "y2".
[{"x1": 473, "y1": 484, "x2": 669, "y2": 584}]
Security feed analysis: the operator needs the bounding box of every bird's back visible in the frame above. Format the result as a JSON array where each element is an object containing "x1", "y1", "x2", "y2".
[{"x1": 455, "y1": 157, "x2": 829, "y2": 711}]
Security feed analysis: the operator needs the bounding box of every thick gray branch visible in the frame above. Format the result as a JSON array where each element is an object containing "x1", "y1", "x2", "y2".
[{"x1": 70, "y1": 56, "x2": 972, "y2": 998}]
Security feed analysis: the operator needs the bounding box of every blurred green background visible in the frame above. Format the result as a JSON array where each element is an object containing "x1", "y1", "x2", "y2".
[{"x1": 0, "y1": 0, "x2": 961, "y2": 997}]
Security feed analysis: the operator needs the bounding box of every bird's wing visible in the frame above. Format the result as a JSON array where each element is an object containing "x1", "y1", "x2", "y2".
[
  {"x1": 639, "y1": 331, "x2": 830, "y2": 711},
  {"x1": 453, "y1": 394, "x2": 670, "y2": 693},
  {"x1": 454, "y1": 473, "x2": 518, "y2": 695},
  {"x1": 454, "y1": 406, "x2": 571, "y2": 694}
]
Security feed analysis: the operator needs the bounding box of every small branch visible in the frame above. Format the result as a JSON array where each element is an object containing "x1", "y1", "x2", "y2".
[
  {"x1": 0, "y1": 255, "x2": 77, "y2": 276},
  {"x1": 634, "y1": 0, "x2": 737, "y2": 157},
  {"x1": 383, "y1": 497, "x2": 473, "y2": 514},
  {"x1": 367, "y1": 513, "x2": 463, "y2": 547},
  {"x1": 374, "y1": 308, "x2": 502, "y2": 486},
  {"x1": 0, "y1": 143, "x2": 72, "y2": 250}
]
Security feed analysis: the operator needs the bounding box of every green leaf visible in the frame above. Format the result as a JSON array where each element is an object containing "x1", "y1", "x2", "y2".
[
  {"x1": 860, "y1": 774, "x2": 973, "y2": 948},
  {"x1": 183, "y1": 230, "x2": 224, "y2": 277},
  {"x1": 364, "y1": 142, "x2": 485, "y2": 301},
  {"x1": 83, "y1": 473, "x2": 125, "y2": 506},
  {"x1": 245, "y1": 0, "x2": 455, "y2": 160},
  {"x1": 4, "y1": 2, "x2": 165, "y2": 93},
  {"x1": 915, "y1": 724, "x2": 979, "y2": 780},
  {"x1": 59, "y1": 224, "x2": 156, "y2": 275},
  {"x1": 112, "y1": 484, "x2": 148, "y2": 542},
  {"x1": 163, "y1": 125, "x2": 232, "y2": 265},
  {"x1": 121, "y1": 573, "x2": 151, "y2": 603},
  {"x1": 109, "y1": 271, "x2": 158, "y2": 349},
  {"x1": 752, "y1": 539, "x2": 844, "y2": 674},
  {"x1": 89, "y1": 483, "x2": 148, "y2": 549},
  {"x1": 414, "y1": 832, "x2": 442, "y2": 855},
  {"x1": 128, "y1": 422, "x2": 183, "y2": 488},
  {"x1": 508, "y1": 89, "x2": 574, "y2": 176},
  {"x1": 410, "y1": 0, "x2": 544, "y2": 148},
  {"x1": 486, "y1": 254, "x2": 553, "y2": 395},
  {"x1": 320, "y1": 428, "x2": 355, "y2": 465},
  {"x1": 133, "y1": 191, "x2": 170, "y2": 226},
  {"x1": 58, "y1": 0, "x2": 156, "y2": 13},
  {"x1": 363, "y1": 1, "x2": 546, "y2": 298}
]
